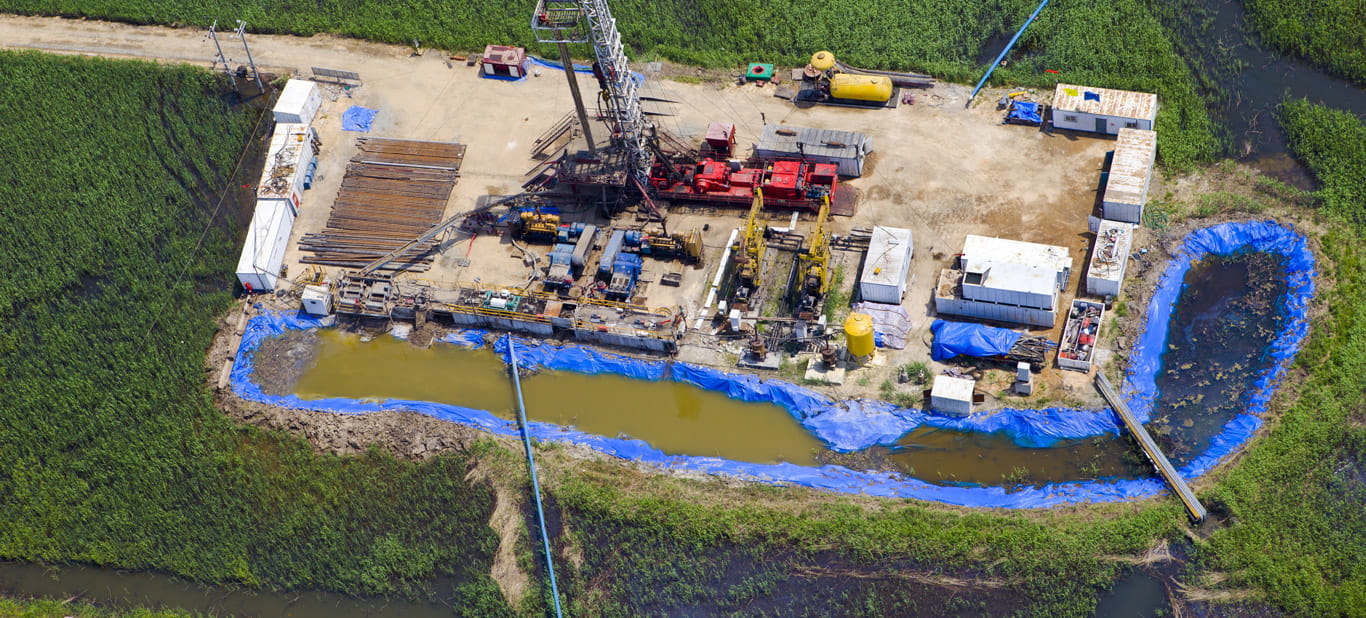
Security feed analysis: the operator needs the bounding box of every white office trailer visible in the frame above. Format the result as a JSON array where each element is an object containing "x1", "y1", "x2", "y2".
[
  {"x1": 272, "y1": 79, "x2": 323, "y2": 125},
  {"x1": 235, "y1": 200, "x2": 296, "y2": 292},
  {"x1": 1086, "y1": 220, "x2": 1136, "y2": 297},
  {"x1": 930, "y1": 375, "x2": 975, "y2": 416},
  {"x1": 1051, "y1": 84, "x2": 1158, "y2": 135},
  {"x1": 934, "y1": 235, "x2": 1073, "y2": 327},
  {"x1": 858, "y1": 226, "x2": 914, "y2": 304},
  {"x1": 754, "y1": 124, "x2": 873, "y2": 177},
  {"x1": 257, "y1": 123, "x2": 316, "y2": 216},
  {"x1": 1102, "y1": 128, "x2": 1157, "y2": 223}
]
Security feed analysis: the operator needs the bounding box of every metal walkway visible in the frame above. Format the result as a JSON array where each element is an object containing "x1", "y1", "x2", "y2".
[{"x1": 1095, "y1": 373, "x2": 1207, "y2": 522}]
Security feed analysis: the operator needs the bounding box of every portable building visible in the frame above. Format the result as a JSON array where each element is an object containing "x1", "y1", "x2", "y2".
[
  {"x1": 1086, "y1": 220, "x2": 1135, "y2": 297},
  {"x1": 755, "y1": 124, "x2": 873, "y2": 177},
  {"x1": 930, "y1": 375, "x2": 975, "y2": 416},
  {"x1": 1102, "y1": 129, "x2": 1157, "y2": 223},
  {"x1": 301, "y1": 285, "x2": 333, "y2": 316},
  {"x1": 961, "y1": 235, "x2": 1072, "y2": 290},
  {"x1": 257, "y1": 123, "x2": 316, "y2": 216},
  {"x1": 858, "y1": 226, "x2": 914, "y2": 304},
  {"x1": 1051, "y1": 84, "x2": 1157, "y2": 135},
  {"x1": 272, "y1": 79, "x2": 323, "y2": 126},
  {"x1": 934, "y1": 235, "x2": 1072, "y2": 328},
  {"x1": 960, "y1": 261, "x2": 1057, "y2": 310},
  {"x1": 481, "y1": 45, "x2": 528, "y2": 78},
  {"x1": 235, "y1": 200, "x2": 296, "y2": 292}
]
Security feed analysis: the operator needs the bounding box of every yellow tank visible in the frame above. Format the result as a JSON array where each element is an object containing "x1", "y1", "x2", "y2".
[
  {"x1": 829, "y1": 74, "x2": 893, "y2": 103},
  {"x1": 844, "y1": 313, "x2": 876, "y2": 357},
  {"x1": 810, "y1": 51, "x2": 836, "y2": 71}
]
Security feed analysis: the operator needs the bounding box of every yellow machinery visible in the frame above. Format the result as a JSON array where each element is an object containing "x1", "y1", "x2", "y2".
[
  {"x1": 644, "y1": 228, "x2": 704, "y2": 264},
  {"x1": 730, "y1": 188, "x2": 767, "y2": 310},
  {"x1": 810, "y1": 50, "x2": 836, "y2": 71},
  {"x1": 512, "y1": 210, "x2": 560, "y2": 241},
  {"x1": 795, "y1": 195, "x2": 831, "y2": 320},
  {"x1": 828, "y1": 74, "x2": 894, "y2": 103},
  {"x1": 844, "y1": 313, "x2": 875, "y2": 358}
]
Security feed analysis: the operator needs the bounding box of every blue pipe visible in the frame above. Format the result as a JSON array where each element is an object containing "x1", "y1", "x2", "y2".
[
  {"x1": 968, "y1": 0, "x2": 1051, "y2": 105},
  {"x1": 508, "y1": 337, "x2": 564, "y2": 618}
]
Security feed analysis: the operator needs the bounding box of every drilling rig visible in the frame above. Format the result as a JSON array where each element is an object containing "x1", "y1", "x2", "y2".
[
  {"x1": 795, "y1": 195, "x2": 832, "y2": 320},
  {"x1": 731, "y1": 189, "x2": 767, "y2": 311}
]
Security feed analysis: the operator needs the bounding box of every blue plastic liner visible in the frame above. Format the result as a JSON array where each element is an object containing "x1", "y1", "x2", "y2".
[
  {"x1": 230, "y1": 221, "x2": 1314, "y2": 507},
  {"x1": 930, "y1": 320, "x2": 1023, "y2": 361},
  {"x1": 341, "y1": 106, "x2": 377, "y2": 132}
]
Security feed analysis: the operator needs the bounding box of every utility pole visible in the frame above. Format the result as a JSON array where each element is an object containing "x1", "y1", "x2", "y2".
[
  {"x1": 234, "y1": 20, "x2": 266, "y2": 93},
  {"x1": 207, "y1": 21, "x2": 238, "y2": 91}
]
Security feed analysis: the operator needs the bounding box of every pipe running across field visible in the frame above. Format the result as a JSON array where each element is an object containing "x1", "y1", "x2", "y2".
[
  {"x1": 968, "y1": 0, "x2": 1051, "y2": 105},
  {"x1": 508, "y1": 338, "x2": 564, "y2": 618}
]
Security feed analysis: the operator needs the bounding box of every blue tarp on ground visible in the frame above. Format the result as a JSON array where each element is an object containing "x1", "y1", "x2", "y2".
[
  {"x1": 341, "y1": 106, "x2": 377, "y2": 132},
  {"x1": 231, "y1": 222, "x2": 1315, "y2": 507},
  {"x1": 1007, "y1": 101, "x2": 1043, "y2": 124},
  {"x1": 930, "y1": 320, "x2": 1022, "y2": 361}
]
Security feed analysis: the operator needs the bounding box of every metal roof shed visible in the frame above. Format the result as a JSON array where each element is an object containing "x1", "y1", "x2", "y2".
[
  {"x1": 1102, "y1": 129, "x2": 1157, "y2": 223},
  {"x1": 858, "y1": 226, "x2": 914, "y2": 304},
  {"x1": 1051, "y1": 84, "x2": 1158, "y2": 135},
  {"x1": 755, "y1": 124, "x2": 872, "y2": 177},
  {"x1": 273, "y1": 79, "x2": 322, "y2": 126}
]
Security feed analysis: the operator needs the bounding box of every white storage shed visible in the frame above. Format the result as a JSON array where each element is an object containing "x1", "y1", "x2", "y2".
[
  {"x1": 257, "y1": 123, "x2": 316, "y2": 216},
  {"x1": 858, "y1": 226, "x2": 914, "y2": 304},
  {"x1": 933, "y1": 235, "x2": 1073, "y2": 327},
  {"x1": 1102, "y1": 129, "x2": 1157, "y2": 223},
  {"x1": 273, "y1": 79, "x2": 323, "y2": 126},
  {"x1": 755, "y1": 124, "x2": 873, "y2": 177},
  {"x1": 1051, "y1": 84, "x2": 1157, "y2": 135},
  {"x1": 961, "y1": 261, "x2": 1057, "y2": 310},
  {"x1": 236, "y1": 200, "x2": 296, "y2": 292},
  {"x1": 1086, "y1": 220, "x2": 1135, "y2": 297},
  {"x1": 930, "y1": 375, "x2": 975, "y2": 416}
]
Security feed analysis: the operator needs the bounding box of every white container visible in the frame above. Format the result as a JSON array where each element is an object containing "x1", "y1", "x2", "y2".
[
  {"x1": 934, "y1": 295, "x2": 1057, "y2": 327},
  {"x1": 1102, "y1": 129, "x2": 1157, "y2": 224},
  {"x1": 859, "y1": 226, "x2": 914, "y2": 304},
  {"x1": 257, "y1": 123, "x2": 315, "y2": 214},
  {"x1": 959, "y1": 261, "x2": 1058, "y2": 310},
  {"x1": 1086, "y1": 220, "x2": 1135, "y2": 297},
  {"x1": 301, "y1": 284, "x2": 333, "y2": 316},
  {"x1": 930, "y1": 375, "x2": 975, "y2": 416},
  {"x1": 1051, "y1": 84, "x2": 1157, "y2": 135},
  {"x1": 236, "y1": 201, "x2": 296, "y2": 292},
  {"x1": 273, "y1": 79, "x2": 323, "y2": 126}
]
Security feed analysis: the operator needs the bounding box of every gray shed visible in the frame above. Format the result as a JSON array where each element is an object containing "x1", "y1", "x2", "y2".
[{"x1": 755, "y1": 124, "x2": 872, "y2": 177}]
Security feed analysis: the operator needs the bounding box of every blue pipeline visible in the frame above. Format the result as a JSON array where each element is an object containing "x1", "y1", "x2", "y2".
[
  {"x1": 508, "y1": 338, "x2": 564, "y2": 618},
  {"x1": 969, "y1": 0, "x2": 1051, "y2": 104}
]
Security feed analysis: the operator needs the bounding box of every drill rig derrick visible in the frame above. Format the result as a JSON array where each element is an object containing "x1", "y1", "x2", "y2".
[
  {"x1": 796, "y1": 195, "x2": 831, "y2": 320},
  {"x1": 731, "y1": 188, "x2": 767, "y2": 311}
]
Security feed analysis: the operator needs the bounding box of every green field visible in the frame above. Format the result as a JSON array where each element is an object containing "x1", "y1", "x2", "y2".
[
  {"x1": 1278, "y1": 99, "x2": 1366, "y2": 225},
  {"x1": 0, "y1": 51, "x2": 505, "y2": 612},
  {"x1": 1243, "y1": 0, "x2": 1366, "y2": 86},
  {"x1": 0, "y1": 0, "x2": 1218, "y2": 168}
]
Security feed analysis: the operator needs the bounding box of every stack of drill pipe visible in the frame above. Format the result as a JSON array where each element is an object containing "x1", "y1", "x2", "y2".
[{"x1": 300, "y1": 138, "x2": 465, "y2": 269}]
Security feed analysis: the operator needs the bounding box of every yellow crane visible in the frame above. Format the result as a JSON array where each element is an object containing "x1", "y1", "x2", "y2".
[
  {"x1": 796, "y1": 194, "x2": 831, "y2": 320},
  {"x1": 731, "y1": 188, "x2": 767, "y2": 310}
]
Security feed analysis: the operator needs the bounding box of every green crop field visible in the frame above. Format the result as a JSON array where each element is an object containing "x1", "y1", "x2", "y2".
[
  {"x1": 0, "y1": 51, "x2": 506, "y2": 613},
  {"x1": 1243, "y1": 0, "x2": 1366, "y2": 86},
  {"x1": 1278, "y1": 99, "x2": 1366, "y2": 225},
  {"x1": 0, "y1": 0, "x2": 1218, "y2": 168}
]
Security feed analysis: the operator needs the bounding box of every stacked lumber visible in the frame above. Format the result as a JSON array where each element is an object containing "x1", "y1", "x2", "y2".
[{"x1": 299, "y1": 138, "x2": 466, "y2": 271}]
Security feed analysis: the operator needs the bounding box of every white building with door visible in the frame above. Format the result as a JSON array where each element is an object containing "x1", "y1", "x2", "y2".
[
  {"x1": 1102, "y1": 128, "x2": 1157, "y2": 223},
  {"x1": 1051, "y1": 84, "x2": 1157, "y2": 135},
  {"x1": 934, "y1": 235, "x2": 1073, "y2": 327}
]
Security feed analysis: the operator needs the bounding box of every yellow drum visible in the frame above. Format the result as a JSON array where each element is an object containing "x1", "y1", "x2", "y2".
[
  {"x1": 844, "y1": 313, "x2": 876, "y2": 357},
  {"x1": 829, "y1": 74, "x2": 893, "y2": 103}
]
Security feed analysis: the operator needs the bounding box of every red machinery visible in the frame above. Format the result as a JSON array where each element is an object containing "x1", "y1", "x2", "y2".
[{"x1": 649, "y1": 158, "x2": 837, "y2": 212}]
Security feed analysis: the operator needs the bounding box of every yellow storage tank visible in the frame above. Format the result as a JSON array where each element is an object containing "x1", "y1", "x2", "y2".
[
  {"x1": 844, "y1": 313, "x2": 876, "y2": 357},
  {"x1": 810, "y1": 51, "x2": 836, "y2": 71},
  {"x1": 829, "y1": 74, "x2": 893, "y2": 103}
]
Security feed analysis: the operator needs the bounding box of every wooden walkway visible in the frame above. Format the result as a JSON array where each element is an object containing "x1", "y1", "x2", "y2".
[{"x1": 1095, "y1": 373, "x2": 1207, "y2": 522}]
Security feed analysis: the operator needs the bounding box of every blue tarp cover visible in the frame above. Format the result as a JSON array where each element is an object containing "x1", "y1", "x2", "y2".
[
  {"x1": 931, "y1": 320, "x2": 1022, "y2": 361},
  {"x1": 341, "y1": 106, "x2": 377, "y2": 132},
  {"x1": 1007, "y1": 100, "x2": 1042, "y2": 124},
  {"x1": 230, "y1": 221, "x2": 1314, "y2": 508}
]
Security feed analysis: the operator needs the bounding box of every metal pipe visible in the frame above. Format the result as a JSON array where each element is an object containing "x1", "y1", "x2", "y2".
[
  {"x1": 968, "y1": 0, "x2": 1051, "y2": 106},
  {"x1": 507, "y1": 338, "x2": 564, "y2": 618}
]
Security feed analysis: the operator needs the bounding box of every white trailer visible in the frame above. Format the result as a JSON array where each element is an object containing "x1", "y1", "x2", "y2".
[
  {"x1": 257, "y1": 123, "x2": 315, "y2": 216},
  {"x1": 273, "y1": 79, "x2": 323, "y2": 126},
  {"x1": 858, "y1": 226, "x2": 914, "y2": 304},
  {"x1": 1102, "y1": 128, "x2": 1157, "y2": 223},
  {"x1": 1086, "y1": 220, "x2": 1135, "y2": 298},
  {"x1": 933, "y1": 235, "x2": 1073, "y2": 327},
  {"x1": 1051, "y1": 84, "x2": 1157, "y2": 135},
  {"x1": 235, "y1": 200, "x2": 296, "y2": 292}
]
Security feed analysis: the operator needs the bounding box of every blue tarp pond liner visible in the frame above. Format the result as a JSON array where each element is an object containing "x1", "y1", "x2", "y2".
[
  {"x1": 341, "y1": 106, "x2": 377, "y2": 132},
  {"x1": 231, "y1": 221, "x2": 1315, "y2": 508},
  {"x1": 931, "y1": 320, "x2": 1022, "y2": 361}
]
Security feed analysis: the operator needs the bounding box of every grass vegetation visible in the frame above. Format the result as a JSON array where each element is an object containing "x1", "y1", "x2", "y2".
[
  {"x1": 0, "y1": 51, "x2": 506, "y2": 612},
  {"x1": 0, "y1": 598, "x2": 193, "y2": 618},
  {"x1": 0, "y1": 0, "x2": 1219, "y2": 167},
  {"x1": 1242, "y1": 0, "x2": 1366, "y2": 86},
  {"x1": 1278, "y1": 99, "x2": 1366, "y2": 225}
]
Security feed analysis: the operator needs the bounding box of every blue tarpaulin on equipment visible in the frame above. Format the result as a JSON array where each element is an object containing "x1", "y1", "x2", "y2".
[
  {"x1": 930, "y1": 320, "x2": 1022, "y2": 361},
  {"x1": 341, "y1": 106, "x2": 377, "y2": 132},
  {"x1": 230, "y1": 222, "x2": 1314, "y2": 508},
  {"x1": 1006, "y1": 100, "x2": 1042, "y2": 124}
]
